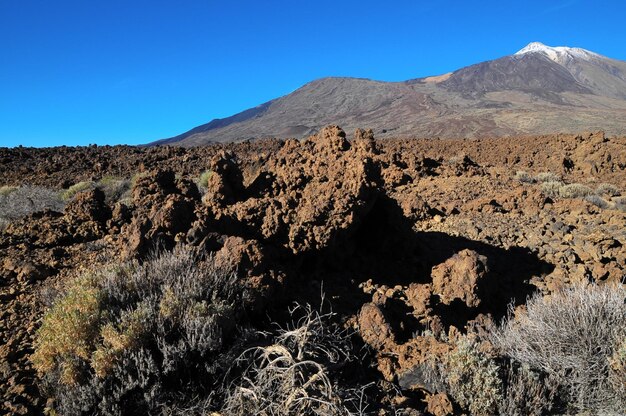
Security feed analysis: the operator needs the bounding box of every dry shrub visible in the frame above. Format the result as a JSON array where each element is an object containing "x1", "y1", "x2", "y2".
[
  {"x1": 585, "y1": 194, "x2": 609, "y2": 209},
  {"x1": 498, "y1": 362, "x2": 558, "y2": 416},
  {"x1": 220, "y1": 303, "x2": 356, "y2": 416},
  {"x1": 34, "y1": 248, "x2": 244, "y2": 415},
  {"x1": 95, "y1": 176, "x2": 131, "y2": 203},
  {"x1": 558, "y1": 183, "x2": 594, "y2": 199},
  {"x1": 0, "y1": 185, "x2": 65, "y2": 229},
  {"x1": 535, "y1": 172, "x2": 560, "y2": 183},
  {"x1": 609, "y1": 337, "x2": 626, "y2": 409},
  {"x1": 540, "y1": 181, "x2": 562, "y2": 198},
  {"x1": 514, "y1": 171, "x2": 535, "y2": 183},
  {"x1": 492, "y1": 282, "x2": 626, "y2": 412},
  {"x1": 596, "y1": 183, "x2": 621, "y2": 197},
  {"x1": 61, "y1": 181, "x2": 95, "y2": 200}
]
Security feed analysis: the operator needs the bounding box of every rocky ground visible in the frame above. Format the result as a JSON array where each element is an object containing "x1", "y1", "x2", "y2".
[{"x1": 0, "y1": 127, "x2": 624, "y2": 415}]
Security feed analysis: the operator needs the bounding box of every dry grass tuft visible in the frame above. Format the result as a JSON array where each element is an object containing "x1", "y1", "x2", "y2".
[
  {"x1": 61, "y1": 181, "x2": 94, "y2": 200},
  {"x1": 198, "y1": 170, "x2": 213, "y2": 189},
  {"x1": 220, "y1": 303, "x2": 356, "y2": 416}
]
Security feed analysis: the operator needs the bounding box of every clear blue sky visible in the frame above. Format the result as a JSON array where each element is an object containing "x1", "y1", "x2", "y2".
[{"x1": 1, "y1": 0, "x2": 625, "y2": 147}]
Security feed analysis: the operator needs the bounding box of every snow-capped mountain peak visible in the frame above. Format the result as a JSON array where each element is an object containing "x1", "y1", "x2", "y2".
[{"x1": 515, "y1": 41, "x2": 600, "y2": 63}]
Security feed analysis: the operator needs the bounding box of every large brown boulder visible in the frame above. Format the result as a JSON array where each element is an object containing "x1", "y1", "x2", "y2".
[{"x1": 431, "y1": 249, "x2": 489, "y2": 308}]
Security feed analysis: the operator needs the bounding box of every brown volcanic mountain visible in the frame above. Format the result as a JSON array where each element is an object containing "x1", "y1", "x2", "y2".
[{"x1": 155, "y1": 42, "x2": 626, "y2": 146}]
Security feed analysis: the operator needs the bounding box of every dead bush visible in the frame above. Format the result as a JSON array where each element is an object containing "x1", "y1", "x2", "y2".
[
  {"x1": 497, "y1": 362, "x2": 559, "y2": 416},
  {"x1": 0, "y1": 185, "x2": 65, "y2": 229},
  {"x1": 492, "y1": 282, "x2": 626, "y2": 412},
  {"x1": 220, "y1": 302, "x2": 356, "y2": 416}
]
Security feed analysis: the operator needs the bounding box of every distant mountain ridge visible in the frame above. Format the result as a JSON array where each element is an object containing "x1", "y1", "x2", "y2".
[{"x1": 155, "y1": 42, "x2": 626, "y2": 146}]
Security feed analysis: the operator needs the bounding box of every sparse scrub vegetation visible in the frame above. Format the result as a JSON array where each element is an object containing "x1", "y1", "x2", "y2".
[
  {"x1": 536, "y1": 177, "x2": 624, "y2": 210},
  {"x1": 61, "y1": 180, "x2": 94, "y2": 200},
  {"x1": 596, "y1": 182, "x2": 621, "y2": 197},
  {"x1": 95, "y1": 176, "x2": 131, "y2": 203},
  {"x1": 514, "y1": 170, "x2": 535, "y2": 183},
  {"x1": 535, "y1": 172, "x2": 560, "y2": 183},
  {"x1": 540, "y1": 180, "x2": 563, "y2": 198},
  {"x1": 584, "y1": 194, "x2": 609, "y2": 209},
  {"x1": 557, "y1": 183, "x2": 594, "y2": 198},
  {"x1": 34, "y1": 248, "x2": 368, "y2": 415},
  {"x1": 0, "y1": 185, "x2": 65, "y2": 229},
  {"x1": 423, "y1": 336, "x2": 502, "y2": 416},
  {"x1": 492, "y1": 282, "x2": 626, "y2": 413},
  {"x1": 130, "y1": 171, "x2": 148, "y2": 188},
  {"x1": 34, "y1": 248, "x2": 245, "y2": 415}
]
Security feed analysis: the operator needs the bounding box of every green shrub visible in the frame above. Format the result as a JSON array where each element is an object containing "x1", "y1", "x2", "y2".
[
  {"x1": 514, "y1": 171, "x2": 535, "y2": 183},
  {"x1": 34, "y1": 248, "x2": 243, "y2": 415},
  {"x1": 492, "y1": 283, "x2": 626, "y2": 412},
  {"x1": 32, "y1": 275, "x2": 103, "y2": 384},
  {"x1": 61, "y1": 181, "x2": 94, "y2": 201},
  {"x1": 558, "y1": 183, "x2": 594, "y2": 199},
  {"x1": 444, "y1": 337, "x2": 501, "y2": 415},
  {"x1": 420, "y1": 336, "x2": 501, "y2": 416},
  {"x1": 535, "y1": 172, "x2": 560, "y2": 183}
]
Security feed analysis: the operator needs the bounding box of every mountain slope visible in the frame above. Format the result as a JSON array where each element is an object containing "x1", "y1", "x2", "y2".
[{"x1": 157, "y1": 42, "x2": 626, "y2": 145}]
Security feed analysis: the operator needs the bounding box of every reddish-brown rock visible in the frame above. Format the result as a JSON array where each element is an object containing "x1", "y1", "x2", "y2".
[{"x1": 431, "y1": 249, "x2": 489, "y2": 308}]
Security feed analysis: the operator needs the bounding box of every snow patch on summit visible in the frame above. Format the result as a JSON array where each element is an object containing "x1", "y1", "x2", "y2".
[{"x1": 515, "y1": 42, "x2": 601, "y2": 64}]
